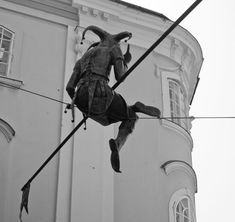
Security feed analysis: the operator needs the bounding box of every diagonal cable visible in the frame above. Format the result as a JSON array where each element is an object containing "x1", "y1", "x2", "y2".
[{"x1": 19, "y1": 1, "x2": 203, "y2": 221}]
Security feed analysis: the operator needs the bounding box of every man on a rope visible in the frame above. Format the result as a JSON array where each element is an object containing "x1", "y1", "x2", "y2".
[{"x1": 66, "y1": 25, "x2": 161, "y2": 173}]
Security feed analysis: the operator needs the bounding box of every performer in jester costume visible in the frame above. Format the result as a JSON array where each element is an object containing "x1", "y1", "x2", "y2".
[{"x1": 66, "y1": 26, "x2": 161, "y2": 173}]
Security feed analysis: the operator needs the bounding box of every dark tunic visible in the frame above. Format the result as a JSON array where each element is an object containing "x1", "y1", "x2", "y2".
[{"x1": 66, "y1": 43, "x2": 131, "y2": 126}]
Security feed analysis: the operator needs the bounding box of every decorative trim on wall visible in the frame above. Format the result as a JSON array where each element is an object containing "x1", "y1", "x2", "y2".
[
  {"x1": 3, "y1": 0, "x2": 79, "y2": 21},
  {"x1": 0, "y1": 118, "x2": 15, "y2": 142},
  {"x1": 0, "y1": 0, "x2": 78, "y2": 27},
  {"x1": 78, "y1": 4, "x2": 110, "y2": 22},
  {"x1": 0, "y1": 76, "x2": 23, "y2": 89},
  {"x1": 161, "y1": 160, "x2": 197, "y2": 193}
]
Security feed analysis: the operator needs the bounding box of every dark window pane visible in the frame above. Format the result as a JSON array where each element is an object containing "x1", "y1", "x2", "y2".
[
  {"x1": 1, "y1": 52, "x2": 9, "y2": 63},
  {"x1": 182, "y1": 198, "x2": 188, "y2": 208},
  {"x1": 2, "y1": 40, "x2": 10, "y2": 51},
  {"x1": 184, "y1": 209, "x2": 189, "y2": 217},
  {"x1": 3, "y1": 29, "x2": 12, "y2": 40},
  {"x1": 0, "y1": 63, "x2": 7, "y2": 76},
  {"x1": 0, "y1": 26, "x2": 13, "y2": 76}
]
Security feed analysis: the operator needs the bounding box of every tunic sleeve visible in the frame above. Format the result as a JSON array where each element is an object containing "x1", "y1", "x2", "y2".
[
  {"x1": 66, "y1": 60, "x2": 81, "y2": 99},
  {"x1": 111, "y1": 45, "x2": 127, "y2": 82}
]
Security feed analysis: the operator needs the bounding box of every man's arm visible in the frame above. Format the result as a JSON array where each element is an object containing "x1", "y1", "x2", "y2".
[
  {"x1": 112, "y1": 45, "x2": 131, "y2": 82},
  {"x1": 66, "y1": 60, "x2": 81, "y2": 99},
  {"x1": 113, "y1": 58, "x2": 127, "y2": 82},
  {"x1": 111, "y1": 45, "x2": 129, "y2": 81}
]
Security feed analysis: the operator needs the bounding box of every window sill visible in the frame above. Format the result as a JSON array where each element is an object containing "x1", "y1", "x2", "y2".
[
  {"x1": 0, "y1": 75, "x2": 23, "y2": 89},
  {"x1": 160, "y1": 119, "x2": 193, "y2": 150}
]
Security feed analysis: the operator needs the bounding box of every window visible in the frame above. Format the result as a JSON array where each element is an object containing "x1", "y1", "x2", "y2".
[
  {"x1": 168, "y1": 79, "x2": 189, "y2": 130},
  {"x1": 0, "y1": 26, "x2": 14, "y2": 76},
  {"x1": 169, "y1": 189, "x2": 196, "y2": 222},
  {"x1": 160, "y1": 71, "x2": 193, "y2": 147},
  {"x1": 175, "y1": 197, "x2": 192, "y2": 222}
]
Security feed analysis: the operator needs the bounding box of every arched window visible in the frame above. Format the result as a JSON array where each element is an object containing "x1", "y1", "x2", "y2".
[
  {"x1": 0, "y1": 25, "x2": 14, "y2": 76},
  {"x1": 169, "y1": 189, "x2": 196, "y2": 222},
  {"x1": 175, "y1": 196, "x2": 192, "y2": 222}
]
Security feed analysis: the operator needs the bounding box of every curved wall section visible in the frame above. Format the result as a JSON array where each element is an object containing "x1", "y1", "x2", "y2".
[
  {"x1": 0, "y1": 118, "x2": 15, "y2": 142},
  {"x1": 161, "y1": 160, "x2": 198, "y2": 193}
]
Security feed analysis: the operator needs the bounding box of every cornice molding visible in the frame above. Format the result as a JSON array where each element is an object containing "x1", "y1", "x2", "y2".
[
  {"x1": 79, "y1": 4, "x2": 110, "y2": 22},
  {"x1": 0, "y1": 118, "x2": 15, "y2": 142},
  {"x1": 3, "y1": 0, "x2": 78, "y2": 21},
  {"x1": 0, "y1": 0, "x2": 78, "y2": 26},
  {"x1": 161, "y1": 160, "x2": 197, "y2": 193},
  {"x1": 109, "y1": 0, "x2": 169, "y2": 20}
]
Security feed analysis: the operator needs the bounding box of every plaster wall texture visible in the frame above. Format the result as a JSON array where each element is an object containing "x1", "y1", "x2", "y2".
[
  {"x1": 0, "y1": 7, "x2": 67, "y2": 222},
  {"x1": 112, "y1": 44, "x2": 195, "y2": 222}
]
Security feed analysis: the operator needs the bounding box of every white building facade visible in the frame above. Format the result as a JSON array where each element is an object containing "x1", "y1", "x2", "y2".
[{"x1": 0, "y1": 0, "x2": 203, "y2": 222}]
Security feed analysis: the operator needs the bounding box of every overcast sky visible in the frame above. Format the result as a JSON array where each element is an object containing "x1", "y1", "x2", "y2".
[{"x1": 126, "y1": 0, "x2": 235, "y2": 221}]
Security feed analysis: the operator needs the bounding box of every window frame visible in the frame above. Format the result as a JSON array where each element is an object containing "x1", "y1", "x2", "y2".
[
  {"x1": 175, "y1": 196, "x2": 192, "y2": 222},
  {"x1": 168, "y1": 78, "x2": 189, "y2": 130},
  {"x1": 0, "y1": 25, "x2": 15, "y2": 77},
  {"x1": 160, "y1": 71, "x2": 193, "y2": 148},
  {"x1": 169, "y1": 188, "x2": 196, "y2": 222}
]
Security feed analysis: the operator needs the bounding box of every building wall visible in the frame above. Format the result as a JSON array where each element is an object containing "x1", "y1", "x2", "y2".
[
  {"x1": 0, "y1": 4, "x2": 71, "y2": 222},
  {"x1": 113, "y1": 43, "x2": 196, "y2": 222},
  {"x1": 66, "y1": 1, "x2": 202, "y2": 222},
  {"x1": 0, "y1": 0, "x2": 202, "y2": 222}
]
